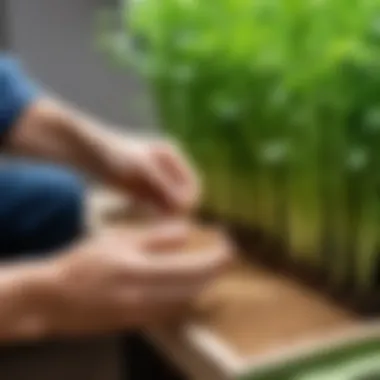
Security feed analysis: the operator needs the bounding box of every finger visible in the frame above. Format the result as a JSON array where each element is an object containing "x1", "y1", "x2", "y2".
[
  {"x1": 140, "y1": 158, "x2": 185, "y2": 211},
  {"x1": 153, "y1": 142, "x2": 196, "y2": 184},
  {"x1": 153, "y1": 143, "x2": 201, "y2": 208},
  {"x1": 138, "y1": 220, "x2": 192, "y2": 252},
  {"x1": 129, "y1": 236, "x2": 234, "y2": 285},
  {"x1": 99, "y1": 221, "x2": 191, "y2": 254}
]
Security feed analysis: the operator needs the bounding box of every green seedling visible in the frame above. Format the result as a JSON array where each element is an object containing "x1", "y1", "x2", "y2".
[{"x1": 99, "y1": 0, "x2": 380, "y2": 292}]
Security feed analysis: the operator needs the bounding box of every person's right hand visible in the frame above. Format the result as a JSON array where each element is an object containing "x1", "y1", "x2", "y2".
[{"x1": 46, "y1": 221, "x2": 232, "y2": 336}]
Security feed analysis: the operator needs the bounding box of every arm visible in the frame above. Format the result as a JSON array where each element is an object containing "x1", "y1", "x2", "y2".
[
  {"x1": 1, "y1": 55, "x2": 199, "y2": 211},
  {"x1": 0, "y1": 54, "x2": 127, "y2": 181},
  {"x1": 0, "y1": 260, "x2": 56, "y2": 342},
  {"x1": 4, "y1": 97, "x2": 119, "y2": 180}
]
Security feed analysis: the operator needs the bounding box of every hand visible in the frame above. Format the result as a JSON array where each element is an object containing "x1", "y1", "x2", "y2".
[
  {"x1": 3, "y1": 98, "x2": 200, "y2": 213},
  {"x1": 46, "y1": 221, "x2": 231, "y2": 336},
  {"x1": 100, "y1": 135, "x2": 201, "y2": 213}
]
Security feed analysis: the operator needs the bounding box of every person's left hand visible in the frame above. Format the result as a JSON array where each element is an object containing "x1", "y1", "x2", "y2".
[{"x1": 99, "y1": 135, "x2": 201, "y2": 213}]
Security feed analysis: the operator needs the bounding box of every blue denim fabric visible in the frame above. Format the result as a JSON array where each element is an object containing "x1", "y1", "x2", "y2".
[
  {"x1": 0, "y1": 54, "x2": 40, "y2": 138},
  {"x1": 0, "y1": 162, "x2": 85, "y2": 259},
  {"x1": 0, "y1": 55, "x2": 84, "y2": 258}
]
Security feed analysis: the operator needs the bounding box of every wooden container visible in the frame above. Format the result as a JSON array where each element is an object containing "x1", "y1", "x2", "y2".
[{"x1": 87, "y1": 189, "x2": 380, "y2": 380}]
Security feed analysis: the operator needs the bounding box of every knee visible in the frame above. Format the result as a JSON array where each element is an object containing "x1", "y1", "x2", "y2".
[
  {"x1": 39, "y1": 167, "x2": 85, "y2": 231},
  {"x1": 8, "y1": 165, "x2": 86, "y2": 253}
]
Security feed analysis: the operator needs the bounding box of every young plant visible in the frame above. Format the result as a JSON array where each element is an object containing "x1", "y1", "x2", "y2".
[{"x1": 99, "y1": 0, "x2": 380, "y2": 293}]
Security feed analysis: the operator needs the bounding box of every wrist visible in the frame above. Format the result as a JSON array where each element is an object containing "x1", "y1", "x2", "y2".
[
  {"x1": 0, "y1": 260, "x2": 61, "y2": 342},
  {"x1": 65, "y1": 115, "x2": 117, "y2": 182}
]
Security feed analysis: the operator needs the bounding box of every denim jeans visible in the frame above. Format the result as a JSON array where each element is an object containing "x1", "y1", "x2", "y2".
[
  {"x1": 0, "y1": 161, "x2": 85, "y2": 258},
  {"x1": 0, "y1": 162, "x2": 124, "y2": 380}
]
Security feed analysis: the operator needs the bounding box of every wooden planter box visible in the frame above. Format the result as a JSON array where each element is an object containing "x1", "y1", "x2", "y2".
[
  {"x1": 148, "y1": 322, "x2": 380, "y2": 379},
  {"x1": 89, "y1": 189, "x2": 380, "y2": 379}
]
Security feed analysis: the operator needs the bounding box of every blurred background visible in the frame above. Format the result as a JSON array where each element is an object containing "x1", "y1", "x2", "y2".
[
  {"x1": 2, "y1": 0, "x2": 154, "y2": 129},
  {"x1": 4, "y1": 2, "x2": 380, "y2": 379}
]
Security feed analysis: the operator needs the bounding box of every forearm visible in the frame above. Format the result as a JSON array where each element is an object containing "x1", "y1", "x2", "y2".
[
  {"x1": 3, "y1": 97, "x2": 116, "y2": 179},
  {"x1": 0, "y1": 260, "x2": 57, "y2": 342}
]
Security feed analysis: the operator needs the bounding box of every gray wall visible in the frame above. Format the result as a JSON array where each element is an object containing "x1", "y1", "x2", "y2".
[{"x1": 8, "y1": 0, "x2": 154, "y2": 129}]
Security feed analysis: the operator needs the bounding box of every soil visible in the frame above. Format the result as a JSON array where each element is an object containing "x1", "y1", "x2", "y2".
[{"x1": 88, "y1": 189, "x2": 358, "y2": 359}]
